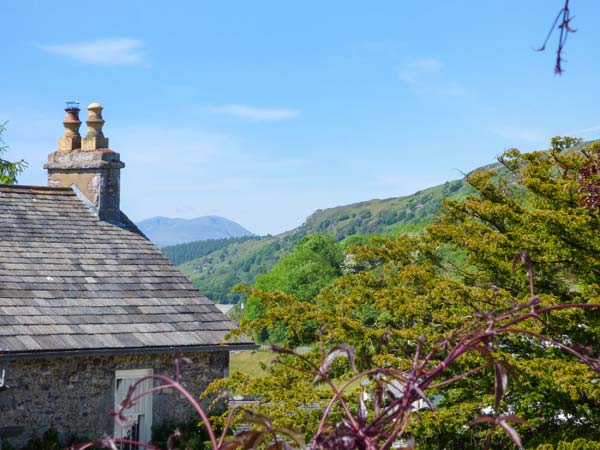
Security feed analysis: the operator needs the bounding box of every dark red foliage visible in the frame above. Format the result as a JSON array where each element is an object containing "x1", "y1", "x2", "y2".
[{"x1": 578, "y1": 145, "x2": 600, "y2": 209}]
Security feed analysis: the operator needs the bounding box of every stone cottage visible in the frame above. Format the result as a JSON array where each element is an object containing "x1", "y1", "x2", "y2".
[{"x1": 0, "y1": 103, "x2": 254, "y2": 448}]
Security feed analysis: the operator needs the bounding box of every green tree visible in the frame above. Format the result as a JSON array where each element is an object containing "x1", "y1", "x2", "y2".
[
  {"x1": 241, "y1": 233, "x2": 343, "y2": 342},
  {"x1": 0, "y1": 122, "x2": 26, "y2": 184},
  {"x1": 213, "y1": 137, "x2": 600, "y2": 449},
  {"x1": 254, "y1": 233, "x2": 343, "y2": 301}
]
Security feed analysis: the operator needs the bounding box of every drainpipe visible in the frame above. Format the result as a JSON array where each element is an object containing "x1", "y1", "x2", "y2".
[{"x1": 0, "y1": 358, "x2": 9, "y2": 390}]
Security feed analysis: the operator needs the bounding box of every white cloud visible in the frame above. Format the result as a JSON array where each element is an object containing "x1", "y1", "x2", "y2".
[
  {"x1": 397, "y1": 57, "x2": 464, "y2": 97},
  {"x1": 398, "y1": 57, "x2": 444, "y2": 83},
  {"x1": 210, "y1": 104, "x2": 301, "y2": 121},
  {"x1": 39, "y1": 38, "x2": 149, "y2": 67}
]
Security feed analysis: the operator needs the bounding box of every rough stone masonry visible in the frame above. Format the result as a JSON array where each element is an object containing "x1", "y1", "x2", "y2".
[{"x1": 0, "y1": 351, "x2": 228, "y2": 448}]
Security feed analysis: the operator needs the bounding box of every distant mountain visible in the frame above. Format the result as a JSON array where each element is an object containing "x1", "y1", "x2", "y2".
[{"x1": 136, "y1": 216, "x2": 255, "y2": 247}]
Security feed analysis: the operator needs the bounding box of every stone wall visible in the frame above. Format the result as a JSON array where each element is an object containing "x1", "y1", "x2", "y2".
[{"x1": 0, "y1": 351, "x2": 229, "y2": 448}]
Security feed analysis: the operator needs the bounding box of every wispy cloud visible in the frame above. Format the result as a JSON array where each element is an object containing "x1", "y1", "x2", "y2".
[
  {"x1": 39, "y1": 38, "x2": 149, "y2": 67},
  {"x1": 398, "y1": 57, "x2": 444, "y2": 83},
  {"x1": 397, "y1": 57, "x2": 464, "y2": 97},
  {"x1": 210, "y1": 104, "x2": 301, "y2": 121},
  {"x1": 493, "y1": 127, "x2": 548, "y2": 143},
  {"x1": 569, "y1": 125, "x2": 600, "y2": 135}
]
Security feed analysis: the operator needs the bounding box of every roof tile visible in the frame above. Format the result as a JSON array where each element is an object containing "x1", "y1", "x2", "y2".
[{"x1": 0, "y1": 185, "x2": 250, "y2": 354}]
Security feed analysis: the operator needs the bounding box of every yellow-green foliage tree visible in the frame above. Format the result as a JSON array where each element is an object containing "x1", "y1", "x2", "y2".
[{"x1": 210, "y1": 138, "x2": 600, "y2": 449}]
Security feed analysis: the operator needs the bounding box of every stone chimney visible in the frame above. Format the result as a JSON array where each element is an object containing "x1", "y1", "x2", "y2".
[{"x1": 45, "y1": 102, "x2": 125, "y2": 223}]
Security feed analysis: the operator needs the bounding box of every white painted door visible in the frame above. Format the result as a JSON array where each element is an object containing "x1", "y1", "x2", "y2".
[{"x1": 114, "y1": 369, "x2": 153, "y2": 449}]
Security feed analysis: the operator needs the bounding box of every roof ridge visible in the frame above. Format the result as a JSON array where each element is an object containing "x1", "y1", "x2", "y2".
[{"x1": 0, "y1": 184, "x2": 76, "y2": 196}]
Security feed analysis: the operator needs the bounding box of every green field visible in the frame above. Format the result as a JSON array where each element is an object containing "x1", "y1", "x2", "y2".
[{"x1": 230, "y1": 350, "x2": 275, "y2": 378}]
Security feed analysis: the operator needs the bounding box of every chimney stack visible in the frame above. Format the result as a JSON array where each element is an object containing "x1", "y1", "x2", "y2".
[{"x1": 45, "y1": 102, "x2": 125, "y2": 223}]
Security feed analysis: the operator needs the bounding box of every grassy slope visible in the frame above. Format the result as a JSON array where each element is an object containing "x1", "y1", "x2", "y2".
[
  {"x1": 178, "y1": 177, "x2": 474, "y2": 303},
  {"x1": 230, "y1": 350, "x2": 275, "y2": 378},
  {"x1": 162, "y1": 235, "x2": 261, "y2": 266},
  {"x1": 179, "y1": 235, "x2": 285, "y2": 303}
]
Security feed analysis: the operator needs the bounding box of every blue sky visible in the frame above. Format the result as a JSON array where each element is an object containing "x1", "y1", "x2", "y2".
[{"x1": 2, "y1": 1, "x2": 600, "y2": 235}]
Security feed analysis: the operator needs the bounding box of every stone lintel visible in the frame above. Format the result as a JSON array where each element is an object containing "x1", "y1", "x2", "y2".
[
  {"x1": 44, "y1": 160, "x2": 125, "y2": 170},
  {"x1": 44, "y1": 149, "x2": 125, "y2": 170}
]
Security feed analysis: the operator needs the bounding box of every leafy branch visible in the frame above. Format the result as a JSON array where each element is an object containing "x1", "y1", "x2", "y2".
[{"x1": 0, "y1": 122, "x2": 27, "y2": 185}]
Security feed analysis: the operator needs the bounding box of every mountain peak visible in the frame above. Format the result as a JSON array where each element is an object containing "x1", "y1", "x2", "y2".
[{"x1": 137, "y1": 215, "x2": 255, "y2": 247}]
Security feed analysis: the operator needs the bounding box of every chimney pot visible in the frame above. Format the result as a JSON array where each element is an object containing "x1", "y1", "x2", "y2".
[
  {"x1": 83, "y1": 102, "x2": 109, "y2": 150},
  {"x1": 45, "y1": 101, "x2": 125, "y2": 224},
  {"x1": 58, "y1": 104, "x2": 81, "y2": 151}
]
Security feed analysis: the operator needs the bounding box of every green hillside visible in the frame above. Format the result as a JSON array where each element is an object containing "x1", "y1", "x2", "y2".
[
  {"x1": 179, "y1": 235, "x2": 284, "y2": 303},
  {"x1": 175, "y1": 138, "x2": 600, "y2": 304},
  {"x1": 300, "y1": 178, "x2": 472, "y2": 238},
  {"x1": 176, "y1": 176, "x2": 474, "y2": 303},
  {"x1": 162, "y1": 235, "x2": 260, "y2": 265}
]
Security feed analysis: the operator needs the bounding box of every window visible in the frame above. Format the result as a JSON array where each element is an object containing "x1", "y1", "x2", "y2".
[{"x1": 114, "y1": 369, "x2": 153, "y2": 449}]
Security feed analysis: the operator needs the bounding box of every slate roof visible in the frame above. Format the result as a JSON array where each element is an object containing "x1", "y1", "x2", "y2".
[{"x1": 0, "y1": 184, "x2": 253, "y2": 357}]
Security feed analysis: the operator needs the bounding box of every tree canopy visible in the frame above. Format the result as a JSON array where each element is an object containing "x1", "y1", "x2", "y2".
[{"x1": 211, "y1": 137, "x2": 600, "y2": 450}]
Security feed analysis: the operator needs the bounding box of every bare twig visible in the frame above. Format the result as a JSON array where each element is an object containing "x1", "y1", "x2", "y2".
[{"x1": 537, "y1": 0, "x2": 576, "y2": 74}]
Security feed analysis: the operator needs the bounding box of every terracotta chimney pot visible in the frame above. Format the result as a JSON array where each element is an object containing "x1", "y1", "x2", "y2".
[
  {"x1": 58, "y1": 104, "x2": 81, "y2": 151},
  {"x1": 83, "y1": 102, "x2": 109, "y2": 150}
]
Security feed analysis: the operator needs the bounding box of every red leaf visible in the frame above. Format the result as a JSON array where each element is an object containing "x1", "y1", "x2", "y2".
[
  {"x1": 498, "y1": 420, "x2": 523, "y2": 449},
  {"x1": 219, "y1": 442, "x2": 243, "y2": 450},
  {"x1": 497, "y1": 414, "x2": 527, "y2": 425},
  {"x1": 465, "y1": 415, "x2": 495, "y2": 427},
  {"x1": 413, "y1": 385, "x2": 436, "y2": 411},
  {"x1": 494, "y1": 363, "x2": 508, "y2": 411},
  {"x1": 358, "y1": 395, "x2": 368, "y2": 423},
  {"x1": 512, "y1": 250, "x2": 532, "y2": 274},
  {"x1": 270, "y1": 345, "x2": 296, "y2": 356},
  {"x1": 313, "y1": 344, "x2": 356, "y2": 383}
]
